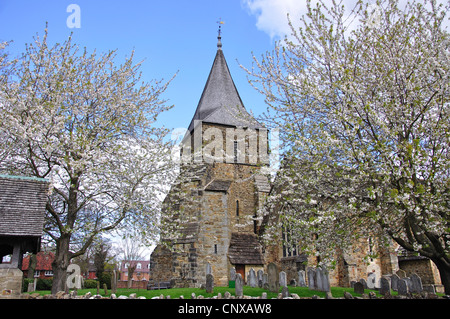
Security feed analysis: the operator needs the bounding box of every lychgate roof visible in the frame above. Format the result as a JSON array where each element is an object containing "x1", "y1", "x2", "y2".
[{"x1": 0, "y1": 175, "x2": 49, "y2": 237}]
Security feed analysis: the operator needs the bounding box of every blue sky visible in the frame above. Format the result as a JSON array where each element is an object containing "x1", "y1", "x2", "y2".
[
  {"x1": 0, "y1": 0, "x2": 286, "y2": 132},
  {"x1": 1, "y1": 0, "x2": 448, "y2": 134}
]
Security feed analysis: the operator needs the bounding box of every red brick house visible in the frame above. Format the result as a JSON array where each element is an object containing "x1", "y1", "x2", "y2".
[
  {"x1": 118, "y1": 260, "x2": 149, "y2": 288},
  {"x1": 22, "y1": 251, "x2": 54, "y2": 279}
]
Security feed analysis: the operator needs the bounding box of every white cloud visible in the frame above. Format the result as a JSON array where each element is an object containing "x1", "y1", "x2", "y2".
[
  {"x1": 242, "y1": 0, "x2": 310, "y2": 40},
  {"x1": 242, "y1": 0, "x2": 449, "y2": 40}
]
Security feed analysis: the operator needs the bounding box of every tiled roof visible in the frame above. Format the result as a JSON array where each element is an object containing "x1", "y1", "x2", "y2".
[
  {"x1": 120, "y1": 260, "x2": 150, "y2": 273},
  {"x1": 228, "y1": 233, "x2": 264, "y2": 265},
  {"x1": 186, "y1": 47, "x2": 265, "y2": 133},
  {"x1": 22, "y1": 251, "x2": 55, "y2": 271},
  {"x1": 0, "y1": 175, "x2": 49, "y2": 237},
  {"x1": 204, "y1": 179, "x2": 232, "y2": 192}
]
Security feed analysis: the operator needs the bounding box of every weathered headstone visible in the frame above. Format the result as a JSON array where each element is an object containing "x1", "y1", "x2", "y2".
[
  {"x1": 367, "y1": 272, "x2": 376, "y2": 289},
  {"x1": 206, "y1": 273, "x2": 214, "y2": 294},
  {"x1": 263, "y1": 273, "x2": 268, "y2": 286},
  {"x1": 229, "y1": 267, "x2": 236, "y2": 288},
  {"x1": 390, "y1": 273, "x2": 400, "y2": 291},
  {"x1": 206, "y1": 262, "x2": 212, "y2": 275},
  {"x1": 248, "y1": 268, "x2": 257, "y2": 288},
  {"x1": 353, "y1": 281, "x2": 365, "y2": 295},
  {"x1": 298, "y1": 270, "x2": 306, "y2": 287},
  {"x1": 279, "y1": 271, "x2": 287, "y2": 288},
  {"x1": 257, "y1": 270, "x2": 264, "y2": 288},
  {"x1": 307, "y1": 267, "x2": 316, "y2": 290},
  {"x1": 397, "y1": 278, "x2": 409, "y2": 296},
  {"x1": 404, "y1": 277, "x2": 413, "y2": 292},
  {"x1": 379, "y1": 277, "x2": 391, "y2": 296},
  {"x1": 267, "y1": 263, "x2": 279, "y2": 293},
  {"x1": 315, "y1": 267, "x2": 323, "y2": 291},
  {"x1": 317, "y1": 267, "x2": 330, "y2": 292},
  {"x1": 359, "y1": 278, "x2": 367, "y2": 289},
  {"x1": 229, "y1": 267, "x2": 236, "y2": 281},
  {"x1": 410, "y1": 273, "x2": 423, "y2": 293},
  {"x1": 235, "y1": 273, "x2": 243, "y2": 297}
]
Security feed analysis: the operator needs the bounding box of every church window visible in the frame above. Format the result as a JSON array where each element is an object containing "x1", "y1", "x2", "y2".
[
  {"x1": 236, "y1": 200, "x2": 239, "y2": 216},
  {"x1": 282, "y1": 227, "x2": 298, "y2": 258},
  {"x1": 234, "y1": 141, "x2": 238, "y2": 162},
  {"x1": 214, "y1": 244, "x2": 218, "y2": 254}
]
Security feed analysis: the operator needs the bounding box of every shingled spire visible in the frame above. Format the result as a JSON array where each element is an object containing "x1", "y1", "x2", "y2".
[{"x1": 186, "y1": 32, "x2": 264, "y2": 133}]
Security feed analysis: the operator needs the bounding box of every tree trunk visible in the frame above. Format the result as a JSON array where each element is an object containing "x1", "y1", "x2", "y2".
[
  {"x1": 27, "y1": 253, "x2": 37, "y2": 279},
  {"x1": 51, "y1": 234, "x2": 71, "y2": 295},
  {"x1": 432, "y1": 257, "x2": 450, "y2": 295},
  {"x1": 127, "y1": 265, "x2": 136, "y2": 289}
]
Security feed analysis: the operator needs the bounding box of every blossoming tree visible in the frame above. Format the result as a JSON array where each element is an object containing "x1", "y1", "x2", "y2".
[
  {"x1": 246, "y1": 0, "x2": 449, "y2": 293},
  {"x1": 0, "y1": 28, "x2": 176, "y2": 293}
]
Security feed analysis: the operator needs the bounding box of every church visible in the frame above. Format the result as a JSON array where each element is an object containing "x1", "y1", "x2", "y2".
[
  {"x1": 149, "y1": 31, "x2": 443, "y2": 292},
  {"x1": 149, "y1": 30, "x2": 272, "y2": 287}
]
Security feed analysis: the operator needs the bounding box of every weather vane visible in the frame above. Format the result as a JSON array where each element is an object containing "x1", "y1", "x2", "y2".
[{"x1": 217, "y1": 18, "x2": 225, "y2": 37}]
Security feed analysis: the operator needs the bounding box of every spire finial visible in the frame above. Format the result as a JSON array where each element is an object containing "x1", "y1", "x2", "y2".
[{"x1": 216, "y1": 18, "x2": 224, "y2": 49}]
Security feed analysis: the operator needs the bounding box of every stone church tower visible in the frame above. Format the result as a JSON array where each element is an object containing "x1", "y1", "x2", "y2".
[{"x1": 149, "y1": 31, "x2": 271, "y2": 288}]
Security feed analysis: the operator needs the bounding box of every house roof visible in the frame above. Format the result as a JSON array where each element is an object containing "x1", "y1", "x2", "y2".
[
  {"x1": 228, "y1": 232, "x2": 264, "y2": 265},
  {"x1": 120, "y1": 260, "x2": 150, "y2": 273},
  {"x1": 186, "y1": 38, "x2": 264, "y2": 134},
  {"x1": 0, "y1": 175, "x2": 49, "y2": 238},
  {"x1": 22, "y1": 251, "x2": 55, "y2": 271}
]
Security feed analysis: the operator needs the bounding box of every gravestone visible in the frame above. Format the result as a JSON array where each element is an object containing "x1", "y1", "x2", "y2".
[
  {"x1": 315, "y1": 268, "x2": 323, "y2": 291},
  {"x1": 307, "y1": 267, "x2": 316, "y2": 290},
  {"x1": 317, "y1": 267, "x2": 330, "y2": 292},
  {"x1": 298, "y1": 270, "x2": 306, "y2": 287},
  {"x1": 229, "y1": 267, "x2": 236, "y2": 288},
  {"x1": 235, "y1": 273, "x2": 243, "y2": 297},
  {"x1": 290, "y1": 279, "x2": 297, "y2": 287},
  {"x1": 248, "y1": 268, "x2": 257, "y2": 288},
  {"x1": 257, "y1": 270, "x2": 264, "y2": 288},
  {"x1": 367, "y1": 272, "x2": 376, "y2": 289},
  {"x1": 397, "y1": 278, "x2": 409, "y2": 296},
  {"x1": 230, "y1": 267, "x2": 236, "y2": 280},
  {"x1": 279, "y1": 271, "x2": 287, "y2": 288},
  {"x1": 267, "y1": 263, "x2": 279, "y2": 293},
  {"x1": 359, "y1": 278, "x2": 368, "y2": 289},
  {"x1": 262, "y1": 273, "x2": 268, "y2": 289},
  {"x1": 353, "y1": 282, "x2": 365, "y2": 295},
  {"x1": 379, "y1": 277, "x2": 391, "y2": 296},
  {"x1": 410, "y1": 273, "x2": 423, "y2": 293},
  {"x1": 206, "y1": 274, "x2": 214, "y2": 294},
  {"x1": 390, "y1": 273, "x2": 400, "y2": 291},
  {"x1": 404, "y1": 277, "x2": 413, "y2": 292},
  {"x1": 206, "y1": 262, "x2": 212, "y2": 275}
]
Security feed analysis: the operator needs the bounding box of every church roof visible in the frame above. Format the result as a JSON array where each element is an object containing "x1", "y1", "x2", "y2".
[
  {"x1": 187, "y1": 37, "x2": 264, "y2": 133},
  {"x1": 228, "y1": 233, "x2": 265, "y2": 265}
]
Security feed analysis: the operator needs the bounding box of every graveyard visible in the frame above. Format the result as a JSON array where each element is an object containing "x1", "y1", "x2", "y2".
[
  {"x1": 23, "y1": 285, "x2": 388, "y2": 300},
  {"x1": 22, "y1": 264, "x2": 446, "y2": 300}
]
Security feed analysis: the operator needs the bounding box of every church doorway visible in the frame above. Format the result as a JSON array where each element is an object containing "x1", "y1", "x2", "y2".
[{"x1": 235, "y1": 264, "x2": 245, "y2": 282}]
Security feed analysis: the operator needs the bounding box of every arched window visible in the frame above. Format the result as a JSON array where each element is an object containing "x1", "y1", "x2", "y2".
[
  {"x1": 137, "y1": 262, "x2": 142, "y2": 269},
  {"x1": 236, "y1": 200, "x2": 239, "y2": 216}
]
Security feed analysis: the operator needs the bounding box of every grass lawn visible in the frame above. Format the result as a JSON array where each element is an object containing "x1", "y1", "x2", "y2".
[{"x1": 27, "y1": 285, "x2": 389, "y2": 299}]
